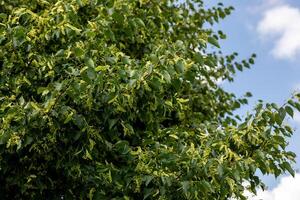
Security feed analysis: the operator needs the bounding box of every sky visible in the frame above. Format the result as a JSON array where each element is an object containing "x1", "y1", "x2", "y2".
[{"x1": 206, "y1": 0, "x2": 300, "y2": 199}]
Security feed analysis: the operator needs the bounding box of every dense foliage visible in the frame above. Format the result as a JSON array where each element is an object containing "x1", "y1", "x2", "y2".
[{"x1": 0, "y1": 0, "x2": 299, "y2": 199}]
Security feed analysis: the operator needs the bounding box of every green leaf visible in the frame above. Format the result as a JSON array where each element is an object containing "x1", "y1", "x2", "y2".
[
  {"x1": 88, "y1": 188, "x2": 96, "y2": 200},
  {"x1": 175, "y1": 40, "x2": 184, "y2": 49},
  {"x1": 165, "y1": 100, "x2": 173, "y2": 107},
  {"x1": 194, "y1": 52, "x2": 204, "y2": 64},
  {"x1": 24, "y1": 136, "x2": 33, "y2": 146},
  {"x1": 64, "y1": 112, "x2": 74, "y2": 124},
  {"x1": 143, "y1": 188, "x2": 154, "y2": 200},
  {"x1": 175, "y1": 60, "x2": 185, "y2": 73},
  {"x1": 275, "y1": 108, "x2": 286, "y2": 125},
  {"x1": 282, "y1": 162, "x2": 295, "y2": 177},
  {"x1": 294, "y1": 102, "x2": 300, "y2": 112},
  {"x1": 54, "y1": 82, "x2": 63, "y2": 91},
  {"x1": 201, "y1": 180, "x2": 213, "y2": 193},
  {"x1": 249, "y1": 58, "x2": 255, "y2": 64},
  {"x1": 112, "y1": 12, "x2": 125, "y2": 23},
  {"x1": 208, "y1": 36, "x2": 220, "y2": 48},
  {"x1": 115, "y1": 140, "x2": 130, "y2": 154},
  {"x1": 245, "y1": 92, "x2": 252, "y2": 97},
  {"x1": 143, "y1": 175, "x2": 154, "y2": 186},
  {"x1": 44, "y1": 97, "x2": 56, "y2": 113},
  {"x1": 135, "y1": 18, "x2": 145, "y2": 27},
  {"x1": 150, "y1": 54, "x2": 159, "y2": 65},
  {"x1": 181, "y1": 181, "x2": 190, "y2": 194},
  {"x1": 0, "y1": 35, "x2": 5, "y2": 45},
  {"x1": 169, "y1": 134, "x2": 178, "y2": 140},
  {"x1": 0, "y1": 13, "x2": 7, "y2": 20},
  {"x1": 285, "y1": 106, "x2": 294, "y2": 117},
  {"x1": 84, "y1": 149, "x2": 93, "y2": 160},
  {"x1": 73, "y1": 114, "x2": 86, "y2": 130},
  {"x1": 74, "y1": 47, "x2": 84, "y2": 57},
  {"x1": 76, "y1": 0, "x2": 83, "y2": 6},
  {"x1": 95, "y1": 65, "x2": 108, "y2": 72},
  {"x1": 217, "y1": 164, "x2": 224, "y2": 177},
  {"x1": 73, "y1": 131, "x2": 81, "y2": 141},
  {"x1": 55, "y1": 49, "x2": 65, "y2": 56},
  {"x1": 86, "y1": 68, "x2": 96, "y2": 80},
  {"x1": 162, "y1": 70, "x2": 171, "y2": 83},
  {"x1": 30, "y1": 102, "x2": 40, "y2": 111},
  {"x1": 85, "y1": 58, "x2": 95, "y2": 68}
]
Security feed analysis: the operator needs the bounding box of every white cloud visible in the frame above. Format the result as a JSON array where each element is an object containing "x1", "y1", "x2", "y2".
[
  {"x1": 257, "y1": 5, "x2": 300, "y2": 60},
  {"x1": 247, "y1": 174, "x2": 300, "y2": 200}
]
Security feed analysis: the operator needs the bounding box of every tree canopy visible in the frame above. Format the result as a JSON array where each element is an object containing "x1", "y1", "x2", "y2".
[{"x1": 0, "y1": 0, "x2": 299, "y2": 199}]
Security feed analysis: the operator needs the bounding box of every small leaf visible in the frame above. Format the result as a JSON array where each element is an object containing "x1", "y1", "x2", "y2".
[
  {"x1": 245, "y1": 92, "x2": 252, "y2": 97},
  {"x1": 115, "y1": 140, "x2": 130, "y2": 154},
  {"x1": 181, "y1": 181, "x2": 189, "y2": 194},
  {"x1": 84, "y1": 149, "x2": 93, "y2": 160},
  {"x1": 288, "y1": 99, "x2": 295, "y2": 106},
  {"x1": 143, "y1": 175, "x2": 154, "y2": 186},
  {"x1": 208, "y1": 36, "x2": 220, "y2": 48},
  {"x1": 169, "y1": 134, "x2": 178, "y2": 139},
  {"x1": 73, "y1": 114, "x2": 86, "y2": 130},
  {"x1": 85, "y1": 58, "x2": 95, "y2": 68},
  {"x1": 73, "y1": 131, "x2": 81, "y2": 141},
  {"x1": 201, "y1": 180, "x2": 213, "y2": 193},
  {"x1": 143, "y1": 188, "x2": 154, "y2": 200},
  {"x1": 54, "y1": 82, "x2": 63, "y2": 91},
  {"x1": 24, "y1": 136, "x2": 33, "y2": 146},
  {"x1": 275, "y1": 108, "x2": 286, "y2": 125},
  {"x1": 279, "y1": 107, "x2": 286, "y2": 120},
  {"x1": 217, "y1": 164, "x2": 224, "y2": 177},
  {"x1": 74, "y1": 47, "x2": 84, "y2": 57},
  {"x1": 30, "y1": 102, "x2": 40, "y2": 111},
  {"x1": 162, "y1": 70, "x2": 171, "y2": 83},
  {"x1": 285, "y1": 106, "x2": 294, "y2": 117},
  {"x1": 177, "y1": 98, "x2": 189, "y2": 103},
  {"x1": 64, "y1": 112, "x2": 74, "y2": 124},
  {"x1": 112, "y1": 12, "x2": 125, "y2": 23},
  {"x1": 55, "y1": 49, "x2": 64, "y2": 56},
  {"x1": 95, "y1": 65, "x2": 108, "y2": 72},
  {"x1": 86, "y1": 68, "x2": 96, "y2": 80},
  {"x1": 88, "y1": 188, "x2": 96, "y2": 200},
  {"x1": 175, "y1": 60, "x2": 185, "y2": 73},
  {"x1": 282, "y1": 162, "x2": 295, "y2": 177},
  {"x1": 150, "y1": 54, "x2": 159, "y2": 65},
  {"x1": 44, "y1": 98, "x2": 56, "y2": 113},
  {"x1": 76, "y1": 0, "x2": 83, "y2": 6},
  {"x1": 135, "y1": 18, "x2": 145, "y2": 27},
  {"x1": 175, "y1": 40, "x2": 184, "y2": 49},
  {"x1": 0, "y1": 13, "x2": 7, "y2": 20},
  {"x1": 165, "y1": 100, "x2": 173, "y2": 107},
  {"x1": 194, "y1": 52, "x2": 204, "y2": 64},
  {"x1": 249, "y1": 58, "x2": 255, "y2": 64},
  {"x1": 294, "y1": 102, "x2": 300, "y2": 112}
]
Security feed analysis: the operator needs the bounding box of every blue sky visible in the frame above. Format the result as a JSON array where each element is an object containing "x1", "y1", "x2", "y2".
[{"x1": 206, "y1": 0, "x2": 300, "y2": 199}]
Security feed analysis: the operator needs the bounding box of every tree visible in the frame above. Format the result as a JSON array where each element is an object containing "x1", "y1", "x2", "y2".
[{"x1": 0, "y1": 0, "x2": 299, "y2": 199}]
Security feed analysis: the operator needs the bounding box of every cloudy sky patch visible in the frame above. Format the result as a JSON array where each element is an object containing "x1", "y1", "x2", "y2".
[
  {"x1": 247, "y1": 174, "x2": 300, "y2": 200},
  {"x1": 257, "y1": 4, "x2": 300, "y2": 60}
]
